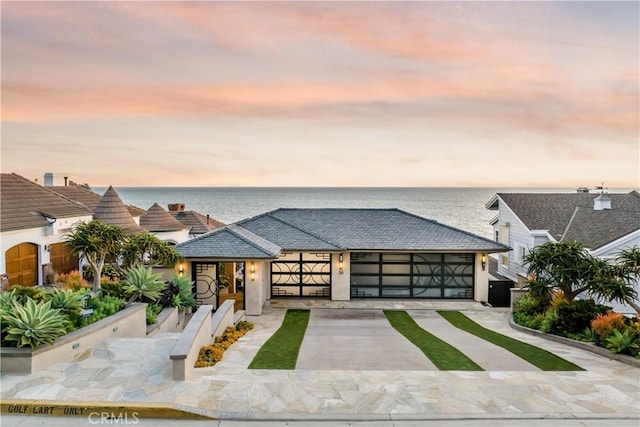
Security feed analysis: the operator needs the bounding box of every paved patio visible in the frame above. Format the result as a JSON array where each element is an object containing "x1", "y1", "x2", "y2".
[{"x1": 1, "y1": 302, "x2": 639, "y2": 421}]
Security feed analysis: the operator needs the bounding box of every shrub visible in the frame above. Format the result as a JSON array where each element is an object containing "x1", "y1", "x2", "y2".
[
  {"x1": 591, "y1": 312, "x2": 626, "y2": 344},
  {"x1": 605, "y1": 329, "x2": 640, "y2": 355},
  {"x1": 8, "y1": 286, "x2": 44, "y2": 304},
  {"x1": 540, "y1": 309, "x2": 558, "y2": 333},
  {"x1": 100, "y1": 277, "x2": 125, "y2": 299},
  {"x1": 57, "y1": 271, "x2": 89, "y2": 291},
  {"x1": 78, "y1": 295, "x2": 125, "y2": 328},
  {"x1": 172, "y1": 274, "x2": 196, "y2": 308},
  {"x1": 194, "y1": 323, "x2": 254, "y2": 368},
  {"x1": 514, "y1": 294, "x2": 548, "y2": 316},
  {"x1": 2, "y1": 299, "x2": 67, "y2": 348},
  {"x1": 548, "y1": 299, "x2": 611, "y2": 336},
  {"x1": 121, "y1": 266, "x2": 167, "y2": 305},
  {"x1": 146, "y1": 304, "x2": 162, "y2": 325},
  {"x1": 236, "y1": 320, "x2": 254, "y2": 332}
]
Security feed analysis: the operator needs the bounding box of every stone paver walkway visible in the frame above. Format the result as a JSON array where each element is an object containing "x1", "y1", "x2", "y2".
[
  {"x1": 1, "y1": 304, "x2": 639, "y2": 420},
  {"x1": 297, "y1": 309, "x2": 436, "y2": 370}
]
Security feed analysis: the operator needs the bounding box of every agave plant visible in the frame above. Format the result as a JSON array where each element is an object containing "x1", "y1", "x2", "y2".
[
  {"x1": 44, "y1": 289, "x2": 86, "y2": 317},
  {"x1": 3, "y1": 299, "x2": 68, "y2": 348},
  {"x1": 171, "y1": 274, "x2": 196, "y2": 308},
  {"x1": 121, "y1": 266, "x2": 167, "y2": 305},
  {"x1": 605, "y1": 329, "x2": 640, "y2": 355}
]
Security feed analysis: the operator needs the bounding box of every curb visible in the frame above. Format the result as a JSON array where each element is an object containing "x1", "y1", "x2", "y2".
[
  {"x1": 508, "y1": 315, "x2": 640, "y2": 368},
  {"x1": 1, "y1": 400, "x2": 214, "y2": 420}
]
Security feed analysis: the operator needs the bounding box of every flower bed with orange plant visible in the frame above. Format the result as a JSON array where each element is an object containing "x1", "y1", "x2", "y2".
[{"x1": 195, "y1": 321, "x2": 254, "y2": 368}]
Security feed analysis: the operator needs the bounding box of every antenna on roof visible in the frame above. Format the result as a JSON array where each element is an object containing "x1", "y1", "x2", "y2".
[{"x1": 594, "y1": 182, "x2": 607, "y2": 194}]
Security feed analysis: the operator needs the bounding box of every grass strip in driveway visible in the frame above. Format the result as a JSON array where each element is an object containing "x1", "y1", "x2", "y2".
[
  {"x1": 437, "y1": 311, "x2": 584, "y2": 371},
  {"x1": 248, "y1": 309, "x2": 310, "y2": 369},
  {"x1": 384, "y1": 310, "x2": 482, "y2": 371}
]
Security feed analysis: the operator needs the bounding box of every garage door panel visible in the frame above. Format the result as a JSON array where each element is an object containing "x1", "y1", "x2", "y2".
[
  {"x1": 271, "y1": 252, "x2": 331, "y2": 298},
  {"x1": 5, "y1": 243, "x2": 38, "y2": 287}
]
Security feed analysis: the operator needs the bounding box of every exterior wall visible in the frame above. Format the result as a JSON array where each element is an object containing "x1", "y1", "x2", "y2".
[
  {"x1": 493, "y1": 198, "x2": 532, "y2": 282},
  {"x1": 331, "y1": 252, "x2": 350, "y2": 301},
  {"x1": 474, "y1": 252, "x2": 490, "y2": 302},
  {"x1": 152, "y1": 229, "x2": 190, "y2": 245},
  {"x1": 1, "y1": 215, "x2": 91, "y2": 286},
  {"x1": 245, "y1": 260, "x2": 269, "y2": 315}
]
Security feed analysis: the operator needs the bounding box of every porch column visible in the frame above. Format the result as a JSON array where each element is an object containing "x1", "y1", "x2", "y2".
[
  {"x1": 245, "y1": 259, "x2": 268, "y2": 315},
  {"x1": 474, "y1": 252, "x2": 489, "y2": 302},
  {"x1": 331, "y1": 252, "x2": 350, "y2": 301}
]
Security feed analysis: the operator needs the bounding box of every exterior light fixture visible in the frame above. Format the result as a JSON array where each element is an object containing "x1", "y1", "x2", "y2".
[
  {"x1": 338, "y1": 253, "x2": 344, "y2": 275},
  {"x1": 481, "y1": 254, "x2": 487, "y2": 271},
  {"x1": 179, "y1": 263, "x2": 184, "y2": 277},
  {"x1": 44, "y1": 244, "x2": 50, "y2": 252},
  {"x1": 250, "y1": 262, "x2": 255, "y2": 281}
]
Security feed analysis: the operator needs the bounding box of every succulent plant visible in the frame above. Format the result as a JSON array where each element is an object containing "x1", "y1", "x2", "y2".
[{"x1": 2, "y1": 299, "x2": 67, "y2": 348}]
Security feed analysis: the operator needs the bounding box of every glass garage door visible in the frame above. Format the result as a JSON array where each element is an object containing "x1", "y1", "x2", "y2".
[
  {"x1": 271, "y1": 252, "x2": 331, "y2": 298},
  {"x1": 350, "y1": 253, "x2": 474, "y2": 299}
]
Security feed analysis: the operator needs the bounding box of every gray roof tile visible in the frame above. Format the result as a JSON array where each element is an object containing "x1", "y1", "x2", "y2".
[
  {"x1": 176, "y1": 225, "x2": 281, "y2": 259},
  {"x1": 491, "y1": 191, "x2": 640, "y2": 249}
]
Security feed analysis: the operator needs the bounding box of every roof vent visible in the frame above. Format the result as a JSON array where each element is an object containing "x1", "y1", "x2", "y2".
[{"x1": 593, "y1": 193, "x2": 611, "y2": 210}]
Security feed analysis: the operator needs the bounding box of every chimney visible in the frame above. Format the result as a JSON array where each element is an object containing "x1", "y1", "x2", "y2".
[
  {"x1": 168, "y1": 203, "x2": 185, "y2": 212},
  {"x1": 206, "y1": 214, "x2": 210, "y2": 224},
  {"x1": 64, "y1": 176, "x2": 68, "y2": 186},
  {"x1": 44, "y1": 173, "x2": 53, "y2": 186},
  {"x1": 593, "y1": 194, "x2": 611, "y2": 210}
]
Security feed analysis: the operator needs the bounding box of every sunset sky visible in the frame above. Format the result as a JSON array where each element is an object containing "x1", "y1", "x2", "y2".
[{"x1": 2, "y1": 1, "x2": 638, "y2": 187}]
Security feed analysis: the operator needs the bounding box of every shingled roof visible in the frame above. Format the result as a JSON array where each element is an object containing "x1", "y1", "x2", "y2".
[
  {"x1": 169, "y1": 210, "x2": 224, "y2": 235},
  {"x1": 1, "y1": 173, "x2": 92, "y2": 232},
  {"x1": 49, "y1": 185, "x2": 146, "y2": 218},
  {"x1": 176, "y1": 208, "x2": 509, "y2": 258},
  {"x1": 176, "y1": 224, "x2": 282, "y2": 259},
  {"x1": 93, "y1": 186, "x2": 145, "y2": 233},
  {"x1": 487, "y1": 191, "x2": 640, "y2": 249},
  {"x1": 141, "y1": 203, "x2": 188, "y2": 232}
]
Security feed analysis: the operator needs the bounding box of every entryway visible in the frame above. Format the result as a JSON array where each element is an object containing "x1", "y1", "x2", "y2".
[{"x1": 192, "y1": 261, "x2": 245, "y2": 311}]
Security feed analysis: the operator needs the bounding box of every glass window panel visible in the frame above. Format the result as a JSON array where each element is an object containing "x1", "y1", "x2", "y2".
[
  {"x1": 351, "y1": 275, "x2": 379, "y2": 286},
  {"x1": 351, "y1": 287, "x2": 379, "y2": 297},
  {"x1": 382, "y1": 264, "x2": 410, "y2": 275},
  {"x1": 302, "y1": 286, "x2": 330, "y2": 296},
  {"x1": 412, "y1": 263, "x2": 441, "y2": 276},
  {"x1": 444, "y1": 253, "x2": 474, "y2": 263},
  {"x1": 444, "y1": 288, "x2": 473, "y2": 298},
  {"x1": 271, "y1": 274, "x2": 300, "y2": 285},
  {"x1": 276, "y1": 252, "x2": 300, "y2": 261},
  {"x1": 413, "y1": 275, "x2": 441, "y2": 287},
  {"x1": 301, "y1": 262, "x2": 330, "y2": 274},
  {"x1": 271, "y1": 262, "x2": 301, "y2": 274},
  {"x1": 351, "y1": 253, "x2": 379, "y2": 262},
  {"x1": 301, "y1": 274, "x2": 331, "y2": 285},
  {"x1": 381, "y1": 275, "x2": 410, "y2": 287},
  {"x1": 412, "y1": 287, "x2": 442, "y2": 298},
  {"x1": 413, "y1": 253, "x2": 442, "y2": 263},
  {"x1": 382, "y1": 287, "x2": 410, "y2": 297},
  {"x1": 443, "y1": 275, "x2": 473, "y2": 287},
  {"x1": 382, "y1": 253, "x2": 410, "y2": 262},
  {"x1": 272, "y1": 286, "x2": 300, "y2": 296},
  {"x1": 351, "y1": 263, "x2": 380, "y2": 274},
  {"x1": 302, "y1": 252, "x2": 330, "y2": 261}
]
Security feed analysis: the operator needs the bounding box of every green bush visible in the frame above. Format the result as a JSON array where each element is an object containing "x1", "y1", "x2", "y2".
[
  {"x1": 548, "y1": 299, "x2": 611, "y2": 336},
  {"x1": 605, "y1": 329, "x2": 639, "y2": 355},
  {"x1": 121, "y1": 266, "x2": 167, "y2": 305},
  {"x1": 236, "y1": 320, "x2": 254, "y2": 332},
  {"x1": 146, "y1": 304, "x2": 163, "y2": 325},
  {"x1": 513, "y1": 311, "x2": 546, "y2": 330},
  {"x1": 514, "y1": 294, "x2": 548, "y2": 316},
  {"x1": 2, "y1": 299, "x2": 68, "y2": 348},
  {"x1": 100, "y1": 278, "x2": 125, "y2": 299},
  {"x1": 79, "y1": 295, "x2": 125, "y2": 327},
  {"x1": 7, "y1": 286, "x2": 44, "y2": 304}
]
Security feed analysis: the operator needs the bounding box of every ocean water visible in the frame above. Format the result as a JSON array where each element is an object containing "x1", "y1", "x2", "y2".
[{"x1": 93, "y1": 187, "x2": 633, "y2": 240}]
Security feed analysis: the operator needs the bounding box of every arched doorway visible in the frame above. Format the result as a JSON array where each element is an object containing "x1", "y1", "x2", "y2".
[{"x1": 5, "y1": 243, "x2": 38, "y2": 287}]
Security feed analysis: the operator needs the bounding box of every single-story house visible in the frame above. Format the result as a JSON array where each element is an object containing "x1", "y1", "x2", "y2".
[
  {"x1": 0, "y1": 173, "x2": 93, "y2": 288},
  {"x1": 486, "y1": 190, "x2": 640, "y2": 313},
  {"x1": 176, "y1": 208, "x2": 510, "y2": 315}
]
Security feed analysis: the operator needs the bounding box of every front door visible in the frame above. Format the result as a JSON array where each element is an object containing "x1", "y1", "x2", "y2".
[
  {"x1": 192, "y1": 262, "x2": 245, "y2": 311},
  {"x1": 192, "y1": 262, "x2": 218, "y2": 308}
]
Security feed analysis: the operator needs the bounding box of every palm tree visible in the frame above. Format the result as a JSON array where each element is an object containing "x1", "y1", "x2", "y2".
[{"x1": 65, "y1": 220, "x2": 127, "y2": 293}]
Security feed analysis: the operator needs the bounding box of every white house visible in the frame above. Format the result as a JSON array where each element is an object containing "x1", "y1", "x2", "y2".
[
  {"x1": 0, "y1": 173, "x2": 93, "y2": 288},
  {"x1": 486, "y1": 190, "x2": 640, "y2": 313},
  {"x1": 176, "y1": 208, "x2": 510, "y2": 315}
]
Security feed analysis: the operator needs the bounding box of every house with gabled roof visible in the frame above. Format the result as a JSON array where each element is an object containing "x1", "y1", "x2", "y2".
[
  {"x1": 167, "y1": 203, "x2": 224, "y2": 238},
  {"x1": 486, "y1": 190, "x2": 640, "y2": 313},
  {"x1": 140, "y1": 203, "x2": 189, "y2": 244},
  {"x1": 176, "y1": 208, "x2": 510, "y2": 315},
  {"x1": 0, "y1": 173, "x2": 93, "y2": 288}
]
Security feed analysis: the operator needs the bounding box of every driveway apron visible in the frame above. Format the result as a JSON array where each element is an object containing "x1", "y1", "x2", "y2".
[
  {"x1": 409, "y1": 310, "x2": 540, "y2": 371},
  {"x1": 295, "y1": 309, "x2": 437, "y2": 370}
]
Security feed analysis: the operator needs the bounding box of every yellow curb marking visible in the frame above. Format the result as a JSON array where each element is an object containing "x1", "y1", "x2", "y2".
[{"x1": 1, "y1": 400, "x2": 213, "y2": 420}]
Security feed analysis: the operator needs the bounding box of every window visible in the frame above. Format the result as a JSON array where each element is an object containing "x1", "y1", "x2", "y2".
[
  {"x1": 518, "y1": 245, "x2": 528, "y2": 265},
  {"x1": 501, "y1": 254, "x2": 509, "y2": 269}
]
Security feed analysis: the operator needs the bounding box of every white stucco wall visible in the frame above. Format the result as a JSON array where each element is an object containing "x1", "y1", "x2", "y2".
[
  {"x1": 331, "y1": 252, "x2": 350, "y2": 301},
  {"x1": 152, "y1": 229, "x2": 190, "y2": 245},
  {"x1": 474, "y1": 252, "x2": 490, "y2": 303},
  {"x1": 1, "y1": 214, "x2": 91, "y2": 285},
  {"x1": 245, "y1": 260, "x2": 269, "y2": 315}
]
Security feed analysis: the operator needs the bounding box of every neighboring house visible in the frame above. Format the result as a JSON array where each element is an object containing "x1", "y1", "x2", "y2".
[
  {"x1": 176, "y1": 208, "x2": 510, "y2": 315},
  {"x1": 167, "y1": 203, "x2": 224, "y2": 238},
  {"x1": 0, "y1": 173, "x2": 93, "y2": 288},
  {"x1": 140, "y1": 203, "x2": 190, "y2": 244},
  {"x1": 486, "y1": 190, "x2": 640, "y2": 313}
]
